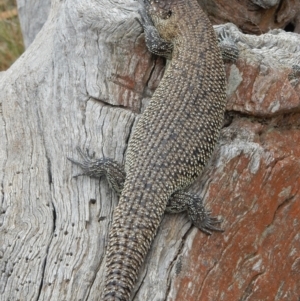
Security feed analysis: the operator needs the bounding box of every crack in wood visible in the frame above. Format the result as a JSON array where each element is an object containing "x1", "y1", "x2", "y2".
[
  {"x1": 165, "y1": 223, "x2": 193, "y2": 301},
  {"x1": 132, "y1": 267, "x2": 148, "y2": 301},
  {"x1": 46, "y1": 157, "x2": 52, "y2": 185},
  {"x1": 88, "y1": 96, "x2": 137, "y2": 114},
  {"x1": 226, "y1": 111, "x2": 300, "y2": 128},
  {"x1": 123, "y1": 117, "x2": 136, "y2": 160},
  {"x1": 35, "y1": 202, "x2": 57, "y2": 301}
]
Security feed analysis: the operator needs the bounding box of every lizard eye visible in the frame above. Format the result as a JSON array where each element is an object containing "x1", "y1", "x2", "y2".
[{"x1": 162, "y1": 10, "x2": 172, "y2": 19}]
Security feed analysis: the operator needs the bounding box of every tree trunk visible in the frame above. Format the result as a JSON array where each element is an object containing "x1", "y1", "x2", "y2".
[
  {"x1": 1, "y1": 1, "x2": 300, "y2": 300},
  {"x1": 17, "y1": 0, "x2": 51, "y2": 48}
]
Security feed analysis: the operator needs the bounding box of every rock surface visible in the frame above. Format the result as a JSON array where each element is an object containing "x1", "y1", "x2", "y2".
[
  {"x1": 168, "y1": 115, "x2": 300, "y2": 300},
  {"x1": 198, "y1": 0, "x2": 300, "y2": 34},
  {"x1": 219, "y1": 24, "x2": 300, "y2": 117}
]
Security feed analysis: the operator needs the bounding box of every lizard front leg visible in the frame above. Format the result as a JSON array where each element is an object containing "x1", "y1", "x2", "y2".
[
  {"x1": 67, "y1": 147, "x2": 125, "y2": 195},
  {"x1": 68, "y1": 148, "x2": 222, "y2": 235},
  {"x1": 136, "y1": 2, "x2": 173, "y2": 59},
  {"x1": 137, "y1": 5, "x2": 239, "y2": 64},
  {"x1": 218, "y1": 33, "x2": 239, "y2": 63}
]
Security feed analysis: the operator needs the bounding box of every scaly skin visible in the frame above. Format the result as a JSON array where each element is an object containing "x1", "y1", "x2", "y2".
[
  {"x1": 69, "y1": 0, "x2": 227, "y2": 300},
  {"x1": 104, "y1": 0, "x2": 226, "y2": 299}
]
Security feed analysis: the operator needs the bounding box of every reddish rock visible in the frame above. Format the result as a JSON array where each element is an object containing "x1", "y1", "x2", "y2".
[
  {"x1": 226, "y1": 61, "x2": 300, "y2": 116},
  {"x1": 141, "y1": 24, "x2": 300, "y2": 118},
  {"x1": 168, "y1": 117, "x2": 300, "y2": 300},
  {"x1": 198, "y1": 0, "x2": 300, "y2": 34},
  {"x1": 220, "y1": 24, "x2": 300, "y2": 117}
]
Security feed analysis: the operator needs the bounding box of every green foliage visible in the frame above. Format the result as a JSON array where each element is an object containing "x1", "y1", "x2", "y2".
[{"x1": 0, "y1": 0, "x2": 24, "y2": 71}]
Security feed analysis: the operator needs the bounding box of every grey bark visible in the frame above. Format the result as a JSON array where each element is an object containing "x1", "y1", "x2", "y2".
[
  {"x1": 1, "y1": 0, "x2": 300, "y2": 300},
  {"x1": 17, "y1": 0, "x2": 51, "y2": 48}
]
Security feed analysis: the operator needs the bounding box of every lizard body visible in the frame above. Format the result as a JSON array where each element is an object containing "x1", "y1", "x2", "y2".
[{"x1": 69, "y1": 0, "x2": 228, "y2": 300}]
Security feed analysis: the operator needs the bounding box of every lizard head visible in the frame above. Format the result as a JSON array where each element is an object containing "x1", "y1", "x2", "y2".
[{"x1": 144, "y1": 0, "x2": 186, "y2": 42}]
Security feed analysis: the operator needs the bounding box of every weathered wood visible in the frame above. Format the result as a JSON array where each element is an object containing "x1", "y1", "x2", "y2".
[
  {"x1": 16, "y1": 0, "x2": 300, "y2": 50},
  {"x1": 1, "y1": 0, "x2": 142, "y2": 299},
  {"x1": 1, "y1": 0, "x2": 300, "y2": 300},
  {"x1": 17, "y1": 0, "x2": 51, "y2": 48}
]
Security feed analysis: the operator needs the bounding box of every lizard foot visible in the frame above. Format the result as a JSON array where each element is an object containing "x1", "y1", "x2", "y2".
[
  {"x1": 187, "y1": 196, "x2": 223, "y2": 235},
  {"x1": 217, "y1": 29, "x2": 239, "y2": 63},
  {"x1": 136, "y1": 0, "x2": 173, "y2": 59},
  {"x1": 166, "y1": 191, "x2": 223, "y2": 235},
  {"x1": 67, "y1": 146, "x2": 99, "y2": 178},
  {"x1": 288, "y1": 64, "x2": 300, "y2": 85},
  {"x1": 68, "y1": 147, "x2": 125, "y2": 194}
]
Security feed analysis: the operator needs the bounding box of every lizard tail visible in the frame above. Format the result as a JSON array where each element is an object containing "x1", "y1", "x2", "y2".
[{"x1": 103, "y1": 188, "x2": 167, "y2": 301}]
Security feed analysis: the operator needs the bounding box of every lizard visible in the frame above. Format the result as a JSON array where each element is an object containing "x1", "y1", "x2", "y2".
[{"x1": 68, "y1": 0, "x2": 231, "y2": 299}]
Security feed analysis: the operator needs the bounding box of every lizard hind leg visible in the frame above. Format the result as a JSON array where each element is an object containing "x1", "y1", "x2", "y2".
[
  {"x1": 67, "y1": 147, "x2": 126, "y2": 195},
  {"x1": 166, "y1": 191, "x2": 223, "y2": 235}
]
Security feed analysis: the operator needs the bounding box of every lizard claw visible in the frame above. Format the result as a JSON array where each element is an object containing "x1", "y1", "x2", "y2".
[
  {"x1": 197, "y1": 207, "x2": 224, "y2": 235},
  {"x1": 75, "y1": 146, "x2": 95, "y2": 160},
  {"x1": 67, "y1": 147, "x2": 125, "y2": 192},
  {"x1": 67, "y1": 147, "x2": 103, "y2": 178},
  {"x1": 187, "y1": 196, "x2": 224, "y2": 235},
  {"x1": 197, "y1": 214, "x2": 224, "y2": 235}
]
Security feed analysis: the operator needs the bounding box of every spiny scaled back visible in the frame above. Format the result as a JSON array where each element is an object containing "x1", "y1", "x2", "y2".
[{"x1": 103, "y1": 0, "x2": 227, "y2": 300}]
